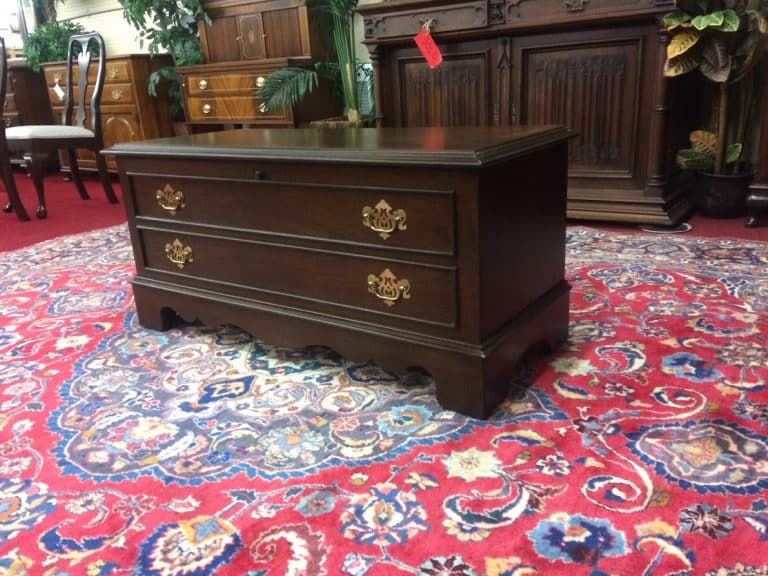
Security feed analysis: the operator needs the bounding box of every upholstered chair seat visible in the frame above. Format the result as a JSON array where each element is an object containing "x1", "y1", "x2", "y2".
[{"x1": 6, "y1": 126, "x2": 95, "y2": 139}]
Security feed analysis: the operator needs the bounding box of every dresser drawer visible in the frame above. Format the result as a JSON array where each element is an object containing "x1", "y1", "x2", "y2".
[
  {"x1": 140, "y1": 229, "x2": 457, "y2": 326},
  {"x1": 364, "y1": 0, "x2": 487, "y2": 38},
  {"x1": 104, "y1": 60, "x2": 133, "y2": 83},
  {"x1": 185, "y1": 73, "x2": 270, "y2": 95},
  {"x1": 508, "y1": 0, "x2": 649, "y2": 21},
  {"x1": 185, "y1": 96, "x2": 289, "y2": 123},
  {"x1": 104, "y1": 83, "x2": 135, "y2": 105},
  {"x1": 131, "y1": 173, "x2": 455, "y2": 255}
]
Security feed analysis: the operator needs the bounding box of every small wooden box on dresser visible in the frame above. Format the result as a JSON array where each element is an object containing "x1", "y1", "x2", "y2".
[
  {"x1": 176, "y1": 0, "x2": 338, "y2": 127},
  {"x1": 356, "y1": 0, "x2": 697, "y2": 224},
  {"x1": 42, "y1": 54, "x2": 175, "y2": 173},
  {"x1": 109, "y1": 126, "x2": 571, "y2": 419}
]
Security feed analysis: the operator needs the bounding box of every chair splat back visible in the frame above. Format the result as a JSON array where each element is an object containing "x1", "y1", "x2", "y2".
[{"x1": 64, "y1": 33, "x2": 106, "y2": 146}]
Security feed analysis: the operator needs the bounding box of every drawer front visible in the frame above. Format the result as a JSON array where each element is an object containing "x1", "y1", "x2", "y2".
[
  {"x1": 140, "y1": 229, "x2": 457, "y2": 326},
  {"x1": 44, "y1": 59, "x2": 131, "y2": 86},
  {"x1": 104, "y1": 60, "x2": 133, "y2": 84},
  {"x1": 185, "y1": 73, "x2": 270, "y2": 95},
  {"x1": 364, "y1": 0, "x2": 487, "y2": 39},
  {"x1": 131, "y1": 174, "x2": 455, "y2": 255},
  {"x1": 185, "y1": 96, "x2": 289, "y2": 123},
  {"x1": 104, "y1": 83, "x2": 135, "y2": 105},
  {"x1": 509, "y1": 0, "x2": 650, "y2": 21}
]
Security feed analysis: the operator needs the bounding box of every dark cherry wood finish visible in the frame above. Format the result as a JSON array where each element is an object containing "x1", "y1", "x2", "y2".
[
  {"x1": 176, "y1": 0, "x2": 338, "y2": 127},
  {"x1": 109, "y1": 126, "x2": 571, "y2": 419},
  {"x1": 42, "y1": 54, "x2": 175, "y2": 174},
  {"x1": 356, "y1": 0, "x2": 696, "y2": 225}
]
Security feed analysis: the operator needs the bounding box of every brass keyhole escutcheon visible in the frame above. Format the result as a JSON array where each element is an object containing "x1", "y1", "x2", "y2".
[
  {"x1": 367, "y1": 268, "x2": 411, "y2": 307},
  {"x1": 165, "y1": 239, "x2": 193, "y2": 269},
  {"x1": 362, "y1": 199, "x2": 407, "y2": 240},
  {"x1": 156, "y1": 184, "x2": 185, "y2": 215}
]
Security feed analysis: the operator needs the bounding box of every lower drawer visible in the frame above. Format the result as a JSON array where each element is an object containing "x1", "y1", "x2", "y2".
[
  {"x1": 186, "y1": 96, "x2": 291, "y2": 124},
  {"x1": 139, "y1": 228, "x2": 458, "y2": 327}
]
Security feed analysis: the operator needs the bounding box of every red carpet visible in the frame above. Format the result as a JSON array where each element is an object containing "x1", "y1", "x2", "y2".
[
  {"x1": 0, "y1": 223, "x2": 766, "y2": 575},
  {"x1": 0, "y1": 168, "x2": 126, "y2": 252}
]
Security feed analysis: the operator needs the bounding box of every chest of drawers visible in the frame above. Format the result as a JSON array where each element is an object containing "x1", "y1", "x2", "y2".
[
  {"x1": 42, "y1": 54, "x2": 175, "y2": 173},
  {"x1": 109, "y1": 126, "x2": 571, "y2": 419}
]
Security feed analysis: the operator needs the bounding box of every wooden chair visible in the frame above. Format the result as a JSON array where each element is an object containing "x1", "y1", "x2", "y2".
[
  {"x1": 4, "y1": 31, "x2": 118, "y2": 219},
  {"x1": 0, "y1": 36, "x2": 30, "y2": 221}
]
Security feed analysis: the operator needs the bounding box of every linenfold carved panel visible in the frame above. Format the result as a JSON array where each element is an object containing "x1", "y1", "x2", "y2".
[
  {"x1": 397, "y1": 54, "x2": 489, "y2": 127},
  {"x1": 519, "y1": 41, "x2": 640, "y2": 177}
]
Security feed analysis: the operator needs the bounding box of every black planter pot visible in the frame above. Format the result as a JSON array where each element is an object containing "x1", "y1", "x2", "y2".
[{"x1": 694, "y1": 171, "x2": 754, "y2": 218}]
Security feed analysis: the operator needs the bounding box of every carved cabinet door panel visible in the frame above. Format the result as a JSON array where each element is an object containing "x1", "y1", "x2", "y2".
[
  {"x1": 388, "y1": 39, "x2": 501, "y2": 127},
  {"x1": 201, "y1": 16, "x2": 243, "y2": 62},
  {"x1": 512, "y1": 27, "x2": 653, "y2": 184}
]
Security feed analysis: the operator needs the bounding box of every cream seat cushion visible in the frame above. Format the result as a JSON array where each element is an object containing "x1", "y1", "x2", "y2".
[{"x1": 5, "y1": 125, "x2": 94, "y2": 139}]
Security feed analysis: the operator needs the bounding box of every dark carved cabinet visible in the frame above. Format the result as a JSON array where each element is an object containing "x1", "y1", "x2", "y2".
[{"x1": 357, "y1": 0, "x2": 694, "y2": 224}]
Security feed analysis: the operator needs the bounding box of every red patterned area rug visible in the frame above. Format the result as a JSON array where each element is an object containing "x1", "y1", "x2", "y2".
[{"x1": 1, "y1": 225, "x2": 767, "y2": 576}]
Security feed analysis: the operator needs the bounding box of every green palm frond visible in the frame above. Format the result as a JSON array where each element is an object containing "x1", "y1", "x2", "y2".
[{"x1": 256, "y1": 67, "x2": 320, "y2": 112}]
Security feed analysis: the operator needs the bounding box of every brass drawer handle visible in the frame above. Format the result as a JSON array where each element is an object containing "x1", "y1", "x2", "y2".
[
  {"x1": 256, "y1": 76, "x2": 265, "y2": 87},
  {"x1": 564, "y1": 0, "x2": 587, "y2": 11},
  {"x1": 258, "y1": 102, "x2": 267, "y2": 113},
  {"x1": 362, "y1": 199, "x2": 407, "y2": 240},
  {"x1": 111, "y1": 89, "x2": 123, "y2": 100},
  {"x1": 367, "y1": 268, "x2": 411, "y2": 307},
  {"x1": 107, "y1": 68, "x2": 119, "y2": 79},
  {"x1": 156, "y1": 184, "x2": 185, "y2": 215},
  {"x1": 198, "y1": 79, "x2": 208, "y2": 90},
  {"x1": 202, "y1": 103, "x2": 212, "y2": 115},
  {"x1": 165, "y1": 239, "x2": 193, "y2": 269}
]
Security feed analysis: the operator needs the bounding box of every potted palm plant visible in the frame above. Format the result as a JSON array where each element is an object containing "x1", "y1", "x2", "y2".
[
  {"x1": 663, "y1": 0, "x2": 768, "y2": 216},
  {"x1": 255, "y1": 0, "x2": 369, "y2": 125}
]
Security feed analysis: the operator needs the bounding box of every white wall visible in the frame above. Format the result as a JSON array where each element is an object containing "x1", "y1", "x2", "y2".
[{"x1": 57, "y1": 0, "x2": 145, "y2": 56}]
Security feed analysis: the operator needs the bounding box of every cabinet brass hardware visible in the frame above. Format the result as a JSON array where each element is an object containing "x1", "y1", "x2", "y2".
[
  {"x1": 258, "y1": 102, "x2": 267, "y2": 113},
  {"x1": 256, "y1": 76, "x2": 265, "y2": 87},
  {"x1": 367, "y1": 268, "x2": 411, "y2": 307},
  {"x1": 202, "y1": 103, "x2": 212, "y2": 115},
  {"x1": 111, "y1": 89, "x2": 123, "y2": 100},
  {"x1": 156, "y1": 184, "x2": 185, "y2": 215},
  {"x1": 198, "y1": 79, "x2": 208, "y2": 90},
  {"x1": 107, "y1": 68, "x2": 119, "y2": 79},
  {"x1": 362, "y1": 199, "x2": 407, "y2": 239},
  {"x1": 564, "y1": 0, "x2": 587, "y2": 11},
  {"x1": 165, "y1": 239, "x2": 193, "y2": 269}
]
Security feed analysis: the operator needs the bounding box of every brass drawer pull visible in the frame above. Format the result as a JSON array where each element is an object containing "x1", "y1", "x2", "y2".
[
  {"x1": 362, "y1": 199, "x2": 407, "y2": 240},
  {"x1": 202, "y1": 103, "x2": 212, "y2": 115},
  {"x1": 367, "y1": 268, "x2": 411, "y2": 307},
  {"x1": 256, "y1": 76, "x2": 265, "y2": 87},
  {"x1": 111, "y1": 89, "x2": 123, "y2": 100},
  {"x1": 198, "y1": 79, "x2": 208, "y2": 90},
  {"x1": 258, "y1": 102, "x2": 267, "y2": 113},
  {"x1": 107, "y1": 68, "x2": 119, "y2": 79},
  {"x1": 165, "y1": 239, "x2": 193, "y2": 269},
  {"x1": 564, "y1": 0, "x2": 587, "y2": 11},
  {"x1": 156, "y1": 184, "x2": 185, "y2": 215}
]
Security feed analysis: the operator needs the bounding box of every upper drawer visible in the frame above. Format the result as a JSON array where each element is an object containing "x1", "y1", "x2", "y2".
[
  {"x1": 184, "y1": 73, "x2": 270, "y2": 96},
  {"x1": 363, "y1": 0, "x2": 487, "y2": 39},
  {"x1": 508, "y1": 0, "x2": 651, "y2": 22},
  {"x1": 139, "y1": 228, "x2": 458, "y2": 327},
  {"x1": 129, "y1": 173, "x2": 455, "y2": 255},
  {"x1": 43, "y1": 58, "x2": 131, "y2": 88},
  {"x1": 184, "y1": 95, "x2": 290, "y2": 123}
]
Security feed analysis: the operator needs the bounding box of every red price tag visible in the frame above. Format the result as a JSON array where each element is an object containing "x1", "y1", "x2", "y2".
[{"x1": 413, "y1": 28, "x2": 443, "y2": 69}]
